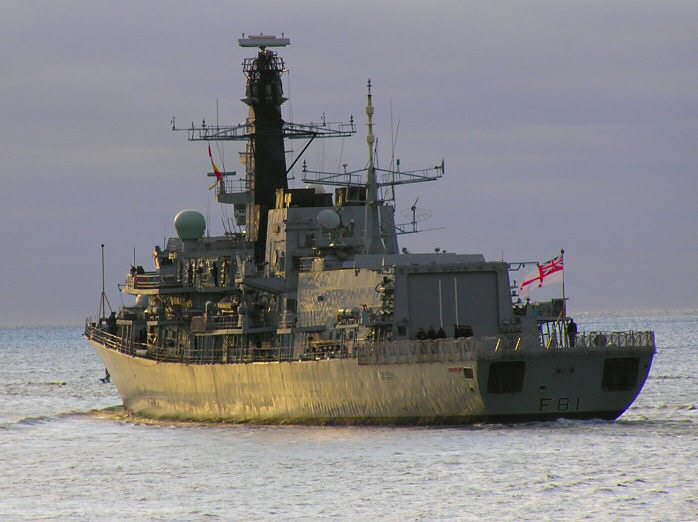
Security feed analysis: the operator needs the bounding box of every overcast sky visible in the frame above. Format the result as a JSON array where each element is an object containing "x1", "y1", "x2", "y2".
[{"x1": 1, "y1": 1, "x2": 696, "y2": 325}]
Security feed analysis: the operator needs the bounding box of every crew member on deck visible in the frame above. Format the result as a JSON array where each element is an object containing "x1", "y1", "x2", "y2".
[
  {"x1": 153, "y1": 246, "x2": 161, "y2": 269},
  {"x1": 106, "y1": 311, "x2": 117, "y2": 334},
  {"x1": 567, "y1": 318, "x2": 578, "y2": 347}
]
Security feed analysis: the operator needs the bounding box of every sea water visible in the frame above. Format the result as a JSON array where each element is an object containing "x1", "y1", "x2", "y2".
[{"x1": 1, "y1": 311, "x2": 696, "y2": 521}]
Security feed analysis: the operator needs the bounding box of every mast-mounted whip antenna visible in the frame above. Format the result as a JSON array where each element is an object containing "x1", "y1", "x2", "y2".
[{"x1": 98, "y1": 243, "x2": 113, "y2": 319}]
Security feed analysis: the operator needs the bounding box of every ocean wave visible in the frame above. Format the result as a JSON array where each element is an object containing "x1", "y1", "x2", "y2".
[
  {"x1": 652, "y1": 375, "x2": 687, "y2": 381},
  {"x1": 86, "y1": 406, "x2": 231, "y2": 429},
  {"x1": 86, "y1": 408, "x2": 234, "y2": 428},
  {"x1": 617, "y1": 417, "x2": 696, "y2": 430},
  {"x1": 636, "y1": 402, "x2": 697, "y2": 412},
  {"x1": 87, "y1": 405, "x2": 132, "y2": 422},
  {"x1": 434, "y1": 417, "x2": 616, "y2": 432},
  {"x1": 1, "y1": 381, "x2": 71, "y2": 399},
  {"x1": 16, "y1": 414, "x2": 68, "y2": 425},
  {"x1": 1, "y1": 405, "x2": 122, "y2": 429}
]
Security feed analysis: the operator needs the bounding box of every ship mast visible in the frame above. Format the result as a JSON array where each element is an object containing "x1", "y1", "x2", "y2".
[
  {"x1": 302, "y1": 82, "x2": 445, "y2": 241},
  {"x1": 363, "y1": 80, "x2": 384, "y2": 254},
  {"x1": 173, "y1": 34, "x2": 355, "y2": 265},
  {"x1": 240, "y1": 35, "x2": 289, "y2": 262}
]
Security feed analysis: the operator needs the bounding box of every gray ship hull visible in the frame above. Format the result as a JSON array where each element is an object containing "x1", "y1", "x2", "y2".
[
  {"x1": 90, "y1": 339, "x2": 654, "y2": 424},
  {"x1": 86, "y1": 38, "x2": 657, "y2": 426}
]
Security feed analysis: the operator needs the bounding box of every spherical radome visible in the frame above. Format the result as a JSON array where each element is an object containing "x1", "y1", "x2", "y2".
[
  {"x1": 174, "y1": 209, "x2": 206, "y2": 240},
  {"x1": 317, "y1": 209, "x2": 341, "y2": 229}
]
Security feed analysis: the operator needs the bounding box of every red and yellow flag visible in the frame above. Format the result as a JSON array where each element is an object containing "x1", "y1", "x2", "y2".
[{"x1": 208, "y1": 144, "x2": 223, "y2": 182}]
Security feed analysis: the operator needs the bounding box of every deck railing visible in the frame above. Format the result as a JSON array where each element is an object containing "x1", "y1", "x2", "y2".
[
  {"x1": 541, "y1": 329, "x2": 656, "y2": 351},
  {"x1": 127, "y1": 272, "x2": 180, "y2": 291},
  {"x1": 85, "y1": 322, "x2": 290, "y2": 364},
  {"x1": 85, "y1": 322, "x2": 655, "y2": 366},
  {"x1": 85, "y1": 322, "x2": 145, "y2": 356},
  {"x1": 357, "y1": 338, "x2": 496, "y2": 365},
  {"x1": 358, "y1": 331, "x2": 655, "y2": 365}
]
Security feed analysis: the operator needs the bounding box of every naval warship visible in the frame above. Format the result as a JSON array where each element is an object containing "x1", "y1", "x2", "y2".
[{"x1": 85, "y1": 35, "x2": 655, "y2": 424}]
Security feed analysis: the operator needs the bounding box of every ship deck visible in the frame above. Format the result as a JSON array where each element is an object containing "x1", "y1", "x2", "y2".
[{"x1": 85, "y1": 323, "x2": 655, "y2": 366}]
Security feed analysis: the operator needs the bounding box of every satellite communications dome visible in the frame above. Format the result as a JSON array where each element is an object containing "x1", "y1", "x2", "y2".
[
  {"x1": 317, "y1": 209, "x2": 341, "y2": 229},
  {"x1": 174, "y1": 210, "x2": 206, "y2": 240}
]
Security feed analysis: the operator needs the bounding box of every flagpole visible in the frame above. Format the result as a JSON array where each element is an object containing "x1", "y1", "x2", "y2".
[{"x1": 561, "y1": 248, "x2": 566, "y2": 321}]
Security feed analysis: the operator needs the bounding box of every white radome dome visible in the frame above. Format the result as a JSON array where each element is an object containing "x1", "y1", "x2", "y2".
[{"x1": 317, "y1": 209, "x2": 341, "y2": 229}]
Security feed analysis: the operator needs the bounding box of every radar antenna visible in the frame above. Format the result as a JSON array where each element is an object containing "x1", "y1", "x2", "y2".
[{"x1": 396, "y1": 197, "x2": 434, "y2": 235}]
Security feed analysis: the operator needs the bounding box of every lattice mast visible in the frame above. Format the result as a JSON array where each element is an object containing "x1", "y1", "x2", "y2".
[{"x1": 301, "y1": 78, "x2": 445, "y2": 239}]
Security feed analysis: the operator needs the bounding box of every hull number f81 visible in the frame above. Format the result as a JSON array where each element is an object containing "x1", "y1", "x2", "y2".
[{"x1": 539, "y1": 397, "x2": 581, "y2": 412}]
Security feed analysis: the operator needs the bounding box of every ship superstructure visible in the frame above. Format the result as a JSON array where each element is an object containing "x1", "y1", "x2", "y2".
[{"x1": 85, "y1": 35, "x2": 655, "y2": 424}]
